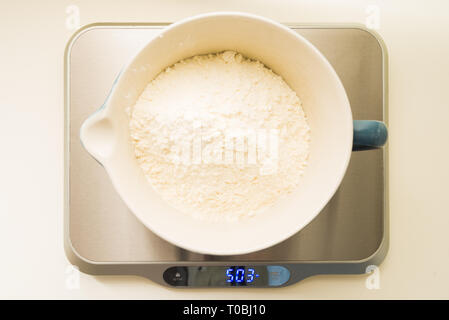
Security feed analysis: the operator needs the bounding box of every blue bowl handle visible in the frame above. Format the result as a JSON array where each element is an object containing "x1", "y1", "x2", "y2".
[{"x1": 353, "y1": 120, "x2": 388, "y2": 151}]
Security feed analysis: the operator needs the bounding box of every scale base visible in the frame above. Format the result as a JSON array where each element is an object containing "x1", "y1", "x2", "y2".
[{"x1": 64, "y1": 23, "x2": 389, "y2": 288}]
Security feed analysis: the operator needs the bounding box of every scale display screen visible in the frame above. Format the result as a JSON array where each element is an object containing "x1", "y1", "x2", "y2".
[{"x1": 163, "y1": 265, "x2": 290, "y2": 287}]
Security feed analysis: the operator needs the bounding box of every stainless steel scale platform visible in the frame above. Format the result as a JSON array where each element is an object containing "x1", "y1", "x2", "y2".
[{"x1": 64, "y1": 23, "x2": 389, "y2": 288}]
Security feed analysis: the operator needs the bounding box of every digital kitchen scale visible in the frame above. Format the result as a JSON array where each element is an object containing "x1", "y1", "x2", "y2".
[{"x1": 64, "y1": 23, "x2": 389, "y2": 287}]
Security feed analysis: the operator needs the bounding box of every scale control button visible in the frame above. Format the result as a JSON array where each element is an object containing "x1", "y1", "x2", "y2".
[
  {"x1": 267, "y1": 266, "x2": 290, "y2": 286},
  {"x1": 163, "y1": 267, "x2": 188, "y2": 286}
]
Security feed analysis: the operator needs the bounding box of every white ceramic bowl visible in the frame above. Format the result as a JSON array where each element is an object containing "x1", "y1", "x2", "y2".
[{"x1": 80, "y1": 12, "x2": 358, "y2": 255}]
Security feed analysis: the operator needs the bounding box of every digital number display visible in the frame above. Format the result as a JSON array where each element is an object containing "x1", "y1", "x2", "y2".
[
  {"x1": 226, "y1": 267, "x2": 260, "y2": 284},
  {"x1": 164, "y1": 265, "x2": 290, "y2": 287}
]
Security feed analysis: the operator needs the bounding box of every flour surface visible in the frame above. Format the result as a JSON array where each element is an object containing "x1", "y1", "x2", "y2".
[{"x1": 129, "y1": 51, "x2": 310, "y2": 222}]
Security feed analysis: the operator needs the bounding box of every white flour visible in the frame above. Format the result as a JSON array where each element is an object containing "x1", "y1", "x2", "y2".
[{"x1": 128, "y1": 51, "x2": 310, "y2": 222}]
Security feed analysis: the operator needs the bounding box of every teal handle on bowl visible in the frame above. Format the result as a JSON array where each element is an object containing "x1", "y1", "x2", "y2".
[{"x1": 353, "y1": 120, "x2": 388, "y2": 151}]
